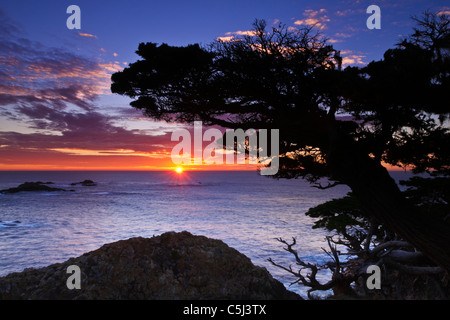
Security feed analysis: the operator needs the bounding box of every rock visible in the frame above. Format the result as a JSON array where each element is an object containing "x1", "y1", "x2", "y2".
[
  {"x1": 0, "y1": 231, "x2": 301, "y2": 300},
  {"x1": 70, "y1": 180, "x2": 97, "y2": 187},
  {"x1": 0, "y1": 182, "x2": 66, "y2": 194}
]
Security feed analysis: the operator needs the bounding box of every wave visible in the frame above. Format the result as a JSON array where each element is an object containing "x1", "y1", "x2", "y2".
[
  {"x1": 90, "y1": 192, "x2": 113, "y2": 195},
  {"x1": 0, "y1": 220, "x2": 22, "y2": 229},
  {"x1": 166, "y1": 182, "x2": 216, "y2": 188},
  {"x1": 89, "y1": 191, "x2": 141, "y2": 195},
  {"x1": 0, "y1": 220, "x2": 43, "y2": 230},
  {"x1": 40, "y1": 192, "x2": 67, "y2": 196}
]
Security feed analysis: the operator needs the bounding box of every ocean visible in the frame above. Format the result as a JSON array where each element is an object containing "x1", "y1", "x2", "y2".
[{"x1": 0, "y1": 170, "x2": 412, "y2": 298}]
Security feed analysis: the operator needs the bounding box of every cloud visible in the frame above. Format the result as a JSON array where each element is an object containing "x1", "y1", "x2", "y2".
[
  {"x1": 327, "y1": 32, "x2": 353, "y2": 44},
  {"x1": 336, "y1": 9, "x2": 351, "y2": 16},
  {"x1": 335, "y1": 9, "x2": 363, "y2": 17},
  {"x1": 0, "y1": 8, "x2": 21, "y2": 38},
  {"x1": 0, "y1": 13, "x2": 123, "y2": 112},
  {"x1": 0, "y1": 143, "x2": 173, "y2": 170},
  {"x1": 216, "y1": 36, "x2": 236, "y2": 42},
  {"x1": 217, "y1": 29, "x2": 257, "y2": 42},
  {"x1": 216, "y1": 30, "x2": 256, "y2": 42},
  {"x1": 340, "y1": 50, "x2": 366, "y2": 66},
  {"x1": 335, "y1": 32, "x2": 352, "y2": 38},
  {"x1": 0, "y1": 11, "x2": 179, "y2": 169},
  {"x1": 99, "y1": 62, "x2": 122, "y2": 73},
  {"x1": 294, "y1": 9, "x2": 330, "y2": 30},
  {"x1": 78, "y1": 32, "x2": 97, "y2": 39},
  {"x1": 0, "y1": 106, "x2": 178, "y2": 157},
  {"x1": 225, "y1": 30, "x2": 256, "y2": 36},
  {"x1": 437, "y1": 9, "x2": 450, "y2": 16}
]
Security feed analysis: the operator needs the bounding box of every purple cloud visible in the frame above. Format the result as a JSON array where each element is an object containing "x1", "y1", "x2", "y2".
[
  {"x1": 0, "y1": 10, "x2": 174, "y2": 164},
  {"x1": 0, "y1": 10, "x2": 121, "y2": 112}
]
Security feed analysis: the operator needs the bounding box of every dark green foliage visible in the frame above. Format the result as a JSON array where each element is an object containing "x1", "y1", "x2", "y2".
[
  {"x1": 111, "y1": 42, "x2": 215, "y2": 122},
  {"x1": 400, "y1": 176, "x2": 450, "y2": 223},
  {"x1": 306, "y1": 175, "x2": 450, "y2": 240},
  {"x1": 305, "y1": 193, "x2": 363, "y2": 232}
]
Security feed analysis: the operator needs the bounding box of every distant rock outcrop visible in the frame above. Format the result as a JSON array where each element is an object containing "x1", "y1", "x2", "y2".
[
  {"x1": 0, "y1": 231, "x2": 301, "y2": 300},
  {"x1": 0, "y1": 182, "x2": 66, "y2": 194},
  {"x1": 70, "y1": 180, "x2": 97, "y2": 186}
]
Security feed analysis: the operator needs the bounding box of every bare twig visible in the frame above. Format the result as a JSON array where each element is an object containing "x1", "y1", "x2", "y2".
[
  {"x1": 312, "y1": 181, "x2": 342, "y2": 190},
  {"x1": 268, "y1": 237, "x2": 355, "y2": 299}
]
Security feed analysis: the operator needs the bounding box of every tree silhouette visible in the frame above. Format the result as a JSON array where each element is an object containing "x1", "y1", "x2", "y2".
[{"x1": 111, "y1": 15, "x2": 450, "y2": 271}]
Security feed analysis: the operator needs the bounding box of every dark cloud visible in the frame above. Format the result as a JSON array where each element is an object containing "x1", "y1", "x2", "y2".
[
  {"x1": 0, "y1": 8, "x2": 22, "y2": 38},
  {"x1": 0, "y1": 10, "x2": 222, "y2": 170},
  {"x1": 3, "y1": 104, "x2": 176, "y2": 153},
  {"x1": 0, "y1": 11, "x2": 121, "y2": 112},
  {"x1": 0, "y1": 10, "x2": 175, "y2": 166}
]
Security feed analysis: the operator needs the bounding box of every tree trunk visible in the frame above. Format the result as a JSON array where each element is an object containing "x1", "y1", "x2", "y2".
[{"x1": 327, "y1": 136, "x2": 450, "y2": 273}]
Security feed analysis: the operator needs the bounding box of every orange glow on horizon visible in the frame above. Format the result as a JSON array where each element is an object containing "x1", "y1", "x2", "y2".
[{"x1": 0, "y1": 145, "x2": 413, "y2": 173}]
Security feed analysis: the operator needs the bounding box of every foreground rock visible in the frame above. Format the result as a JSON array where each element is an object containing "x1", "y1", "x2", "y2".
[
  {"x1": 0, "y1": 182, "x2": 66, "y2": 194},
  {"x1": 0, "y1": 231, "x2": 301, "y2": 300}
]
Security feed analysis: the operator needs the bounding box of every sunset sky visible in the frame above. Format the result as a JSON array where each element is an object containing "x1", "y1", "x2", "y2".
[{"x1": 0, "y1": 0, "x2": 448, "y2": 171}]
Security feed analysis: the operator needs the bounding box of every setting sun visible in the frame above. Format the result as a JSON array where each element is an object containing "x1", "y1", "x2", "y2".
[{"x1": 175, "y1": 167, "x2": 183, "y2": 173}]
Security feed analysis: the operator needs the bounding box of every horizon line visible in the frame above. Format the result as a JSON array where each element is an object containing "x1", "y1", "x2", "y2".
[{"x1": 0, "y1": 168, "x2": 412, "y2": 172}]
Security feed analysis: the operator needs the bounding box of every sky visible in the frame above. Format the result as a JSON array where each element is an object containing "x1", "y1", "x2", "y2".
[{"x1": 0, "y1": 0, "x2": 449, "y2": 171}]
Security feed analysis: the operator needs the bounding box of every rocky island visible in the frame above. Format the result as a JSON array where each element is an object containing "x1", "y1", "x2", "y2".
[
  {"x1": 0, "y1": 180, "x2": 98, "y2": 194},
  {"x1": 0, "y1": 231, "x2": 301, "y2": 300},
  {"x1": 0, "y1": 182, "x2": 66, "y2": 194},
  {"x1": 70, "y1": 180, "x2": 97, "y2": 187}
]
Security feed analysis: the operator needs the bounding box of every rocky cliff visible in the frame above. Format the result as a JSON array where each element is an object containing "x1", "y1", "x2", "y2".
[{"x1": 0, "y1": 231, "x2": 301, "y2": 300}]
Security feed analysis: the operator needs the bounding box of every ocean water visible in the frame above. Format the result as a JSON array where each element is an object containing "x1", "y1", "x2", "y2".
[{"x1": 0, "y1": 170, "x2": 412, "y2": 298}]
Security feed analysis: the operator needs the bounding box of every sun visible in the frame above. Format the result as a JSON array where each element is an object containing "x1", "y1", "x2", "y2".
[{"x1": 175, "y1": 167, "x2": 183, "y2": 174}]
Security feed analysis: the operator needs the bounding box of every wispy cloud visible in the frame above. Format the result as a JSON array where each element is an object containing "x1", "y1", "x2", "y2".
[
  {"x1": 0, "y1": 12, "x2": 122, "y2": 112},
  {"x1": 327, "y1": 32, "x2": 353, "y2": 44},
  {"x1": 216, "y1": 29, "x2": 257, "y2": 42},
  {"x1": 340, "y1": 50, "x2": 366, "y2": 66},
  {"x1": 335, "y1": 8, "x2": 363, "y2": 17},
  {"x1": 216, "y1": 36, "x2": 236, "y2": 42},
  {"x1": 0, "y1": 11, "x2": 173, "y2": 169},
  {"x1": 0, "y1": 105, "x2": 179, "y2": 164},
  {"x1": 335, "y1": 32, "x2": 352, "y2": 38},
  {"x1": 437, "y1": 8, "x2": 450, "y2": 16},
  {"x1": 294, "y1": 9, "x2": 330, "y2": 30},
  {"x1": 225, "y1": 30, "x2": 256, "y2": 36},
  {"x1": 78, "y1": 32, "x2": 98, "y2": 39}
]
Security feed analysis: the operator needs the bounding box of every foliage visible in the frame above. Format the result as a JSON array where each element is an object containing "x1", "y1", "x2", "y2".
[{"x1": 400, "y1": 176, "x2": 450, "y2": 223}]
